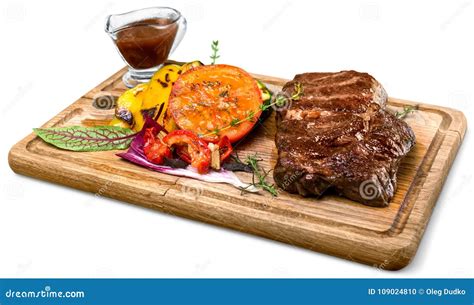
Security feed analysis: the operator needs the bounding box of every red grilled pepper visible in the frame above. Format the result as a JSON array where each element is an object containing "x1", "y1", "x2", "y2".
[
  {"x1": 163, "y1": 130, "x2": 211, "y2": 174},
  {"x1": 143, "y1": 128, "x2": 172, "y2": 164},
  {"x1": 175, "y1": 144, "x2": 192, "y2": 164},
  {"x1": 217, "y1": 136, "x2": 233, "y2": 162}
]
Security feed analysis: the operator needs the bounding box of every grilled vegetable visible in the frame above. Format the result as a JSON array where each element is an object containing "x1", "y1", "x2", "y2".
[
  {"x1": 181, "y1": 60, "x2": 204, "y2": 72},
  {"x1": 143, "y1": 128, "x2": 172, "y2": 164},
  {"x1": 143, "y1": 61, "x2": 204, "y2": 125},
  {"x1": 256, "y1": 79, "x2": 272, "y2": 103},
  {"x1": 163, "y1": 130, "x2": 211, "y2": 174},
  {"x1": 108, "y1": 117, "x2": 130, "y2": 129},
  {"x1": 209, "y1": 143, "x2": 220, "y2": 170},
  {"x1": 208, "y1": 135, "x2": 233, "y2": 170},
  {"x1": 142, "y1": 127, "x2": 213, "y2": 174},
  {"x1": 163, "y1": 116, "x2": 179, "y2": 133},
  {"x1": 141, "y1": 64, "x2": 181, "y2": 125},
  {"x1": 110, "y1": 61, "x2": 204, "y2": 132},
  {"x1": 168, "y1": 64, "x2": 263, "y2": 143},
  {"x1": 117, "y1": 117, "x2": 258, "y2": 192},
  {"x1": 113, "y1": 83, "x2": 148, "y2": 131},
  {"x1": 217, "y1": 136, "x2": 233, "y2": 162}
]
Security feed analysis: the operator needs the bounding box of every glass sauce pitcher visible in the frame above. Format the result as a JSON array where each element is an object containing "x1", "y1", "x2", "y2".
[{"x1": 105, "y1": 7, "x2": 187, "y2": 88}]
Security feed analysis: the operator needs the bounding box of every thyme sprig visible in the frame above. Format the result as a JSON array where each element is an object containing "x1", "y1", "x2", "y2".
[
  {"x1": 290, "y1": 82, "x2": 304, "y2": 100},
  {"x1": 395, "y1": 105, "x2": 418, "y2": 119},
  {"x1": 236, "y1": 153, "x2": 278, "y2": 196},
  {"x1": 210, "y1": 40, "x2": 220, "y2": 65},
  {"x1": 201, "y1": 82, "x2": 303, "y2": 138}
]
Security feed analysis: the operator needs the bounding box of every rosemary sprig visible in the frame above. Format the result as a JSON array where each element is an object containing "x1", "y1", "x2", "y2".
[
  {"x1": 395, "y1": 105, "x2": 418, "y2": 119},
  {"x1": 237, "y1": 153, "x2": 278, "y2": 196},
  {"x1": 201, "y1": 82, "x2": 303, "y2": 138},
  {"x1": 210, "y1": 40, "x2": 220, "y2": 65}
]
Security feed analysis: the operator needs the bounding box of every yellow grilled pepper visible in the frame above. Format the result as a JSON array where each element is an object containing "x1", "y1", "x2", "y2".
[
  {"x1": 141, "y1": 64, "x2": 181, "y2": 125},
  {"x1": 112, "y1": 83, "x2": 147, "y2": 131},
  {"x1": 110, "y1": 61, "x2": 203, "y2": 132}
]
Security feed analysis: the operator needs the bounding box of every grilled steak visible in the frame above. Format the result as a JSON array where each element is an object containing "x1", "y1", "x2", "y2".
[{"x1": 273, "y1": 71, "x2": 415, "y2": 207}]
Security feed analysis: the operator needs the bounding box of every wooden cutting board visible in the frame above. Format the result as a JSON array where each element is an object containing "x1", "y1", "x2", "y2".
[{"x1": 8, "y1": 67, "x2": 467, "y2": 270}]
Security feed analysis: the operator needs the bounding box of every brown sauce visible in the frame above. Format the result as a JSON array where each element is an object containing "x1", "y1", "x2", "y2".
[{"x1": 115, "y1": 18, "x2": 178, "y2": 69}]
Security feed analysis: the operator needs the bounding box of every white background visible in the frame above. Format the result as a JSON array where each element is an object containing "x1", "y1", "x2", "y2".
[{"x1": 0, "y1": 0, "x2": 472, "y2": 278}]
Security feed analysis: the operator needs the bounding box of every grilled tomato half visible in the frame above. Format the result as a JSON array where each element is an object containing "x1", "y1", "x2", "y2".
[{"x1": 167, "y1": 64, "x2": 263, "y2": 143}]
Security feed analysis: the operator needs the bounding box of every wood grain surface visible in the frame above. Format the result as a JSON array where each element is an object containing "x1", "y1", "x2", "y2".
[{"x1": 8, "y1": 67, "x2": 467, "y2": 270}]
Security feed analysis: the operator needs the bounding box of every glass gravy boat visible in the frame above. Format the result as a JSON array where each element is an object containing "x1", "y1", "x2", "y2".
[{"x1": 105, "y1": 7, "x2": 187, "y2": 88}]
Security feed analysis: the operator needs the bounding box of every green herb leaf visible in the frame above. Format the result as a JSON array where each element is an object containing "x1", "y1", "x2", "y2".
[
  {"x1": 33, "y1": 126, "x2": 136, "y2": 152},
  {"x1": 230, "y1": 118, "x2": 240, "y2": 126},
  {"x1": 395, "y1": 105, "x2": 418, "y2": 119},
  {"x1": 212, "y1": 127, "x2": 221, "y2": 135},
  {"x1": 274, "y1": 95, "x2": 287, "y2": 108},
  {"x1": 231, "y1": 153, "x2": 278, "y2": 196},
  {"x1": 210, "y1": 40, "x2": 220, "y2": 65},
  {"x1": 245, "y1": 153, "x2": 278, "y2": 196},
  {"x1": 246, "y1": 110, "x2": 256, "y2": 121},
  {"x1": 291, "y1": 82, "x2": 303, "y2": 100}
]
